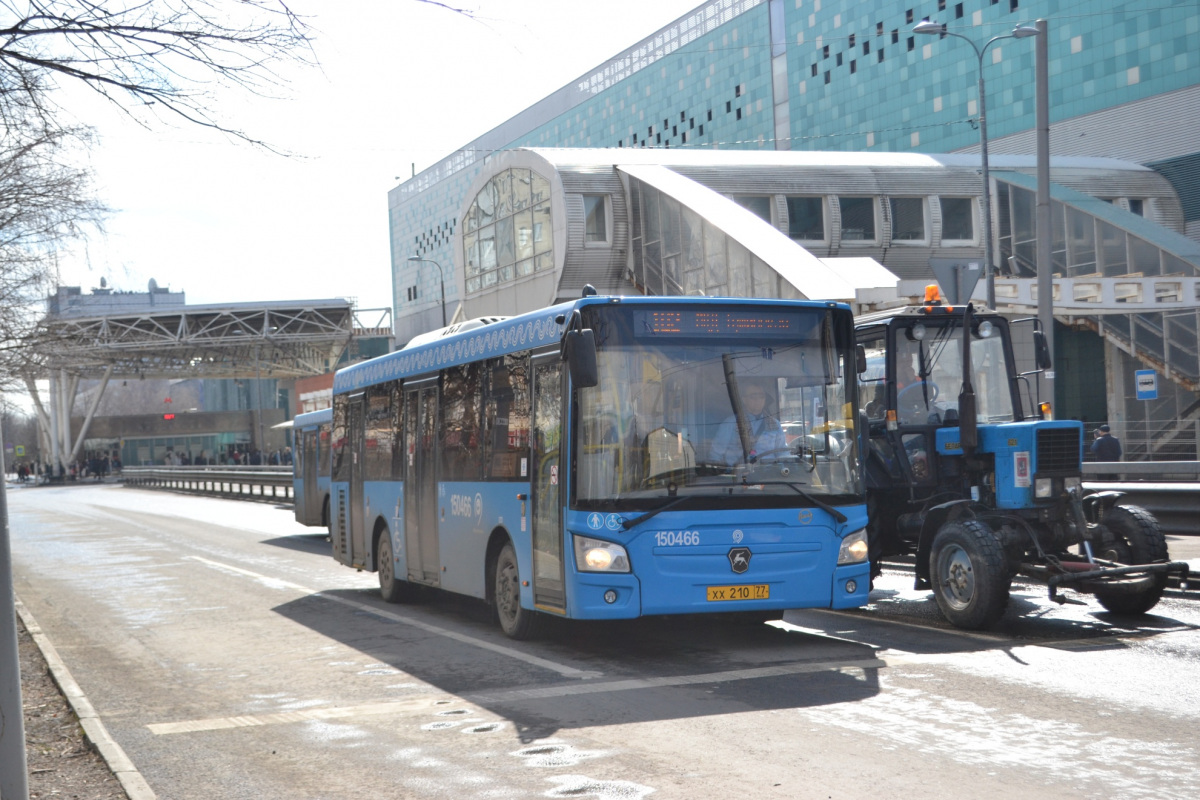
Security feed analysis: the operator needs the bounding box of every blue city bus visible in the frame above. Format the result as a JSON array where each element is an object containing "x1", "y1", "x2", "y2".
[
  {"x1": 292, "y1": 407, "x2": 333, "y2": 529},
  {"x1": 329, "y1": 294, "x2": 870, "y2": 638}
]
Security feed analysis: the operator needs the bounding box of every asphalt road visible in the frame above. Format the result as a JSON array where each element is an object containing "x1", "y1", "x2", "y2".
[{"x1": 9, "y1": 483, "x2": 1200, "y2": 799}]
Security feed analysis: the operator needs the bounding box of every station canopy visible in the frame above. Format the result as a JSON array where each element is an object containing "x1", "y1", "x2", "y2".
[{"x1": 30, "y1": 299, "x2": 359, "y2": 379}]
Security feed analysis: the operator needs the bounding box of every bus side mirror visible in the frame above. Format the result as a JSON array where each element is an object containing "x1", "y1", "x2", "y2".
[
  {"x1": 1032, "y1": 330, "x2": 1053, "y2": 370},
  {"x1": 855, "y1": 344, "x2": 867, "y2": 375},
  {"x1": 564, "y1": 328, "x2": 599, "y2": 388}
]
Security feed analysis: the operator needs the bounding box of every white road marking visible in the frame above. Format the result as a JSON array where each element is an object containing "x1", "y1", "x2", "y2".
[
  {"x1": 148, "y1": 697, "x2": 439, "y2": 735},
  {"x1": 462, "y1": 657, "x2": 889, "y2": 705},
  {"x1": 147, "y1": 657, "x2": 889, "y2": 735},
  {"x1": 185, "y1": 555, "x2": 603, "y2": 679}
]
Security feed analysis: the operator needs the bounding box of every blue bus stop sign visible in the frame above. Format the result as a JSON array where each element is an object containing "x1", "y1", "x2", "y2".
[{"x1": 1135, "y1": 369, "x2": 1158, "y2": 401}]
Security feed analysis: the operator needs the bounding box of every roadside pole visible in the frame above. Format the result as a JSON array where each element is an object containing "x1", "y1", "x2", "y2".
[{"x1": 0, "y1": 418, "x2": 30, "y2": 800}]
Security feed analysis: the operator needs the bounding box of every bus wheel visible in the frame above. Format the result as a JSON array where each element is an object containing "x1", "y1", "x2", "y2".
[
  {"x1": 930, "y1": 520, "x2": 1009, "y2": 630},
  {"x1": 1094, "y1": 505, "x2": 1168, "y2": 616},
  {"x1": 377, "y1": 530, "x2": 418, "y2": 603},
  {"x1": 494, "y1": 543, "x2": 542, "y2": 640}
]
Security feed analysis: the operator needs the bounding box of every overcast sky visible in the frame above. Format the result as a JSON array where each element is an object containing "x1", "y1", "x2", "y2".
[{"x1": 53, "y1": 0, "x2": 701, "y2": 314}]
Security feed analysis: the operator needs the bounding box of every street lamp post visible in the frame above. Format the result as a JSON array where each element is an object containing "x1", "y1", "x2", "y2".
[
  {"x1": 914, "y1": 20, "x2": 1039, "y2": 309},
  {"x1": 407, "y1": 256, "x2": 447, "y2": 328}
]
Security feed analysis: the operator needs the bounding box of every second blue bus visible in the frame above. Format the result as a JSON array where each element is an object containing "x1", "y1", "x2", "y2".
[{"x1": 329, "y1": 294, "x2": 870, "y2": 638}]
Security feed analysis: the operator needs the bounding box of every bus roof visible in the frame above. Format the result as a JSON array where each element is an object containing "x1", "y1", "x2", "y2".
[
  {"x1": 293, "y1": 407, "x2": 332, "y2": 428},
  {"x1": 333, "y1": 294, "x2": 852, "y2": 395}
]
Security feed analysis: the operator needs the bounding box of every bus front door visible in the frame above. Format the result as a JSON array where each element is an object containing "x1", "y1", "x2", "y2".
[
  {"x1": 348, "y1": 394, "x2": 367, "y2": 566},
  {"x1": 404, "y1": 383, "x2": 441, "y2": 585},
  {"x1": 531, "y1": 357, "x2": 565, "y2": 611}
]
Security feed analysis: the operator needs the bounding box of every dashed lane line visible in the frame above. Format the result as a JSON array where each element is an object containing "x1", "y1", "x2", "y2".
[{"x1": 185, "y1": 556, "x2": 603, "y2": 679}]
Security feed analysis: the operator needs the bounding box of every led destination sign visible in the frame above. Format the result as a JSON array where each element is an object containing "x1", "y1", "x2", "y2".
[{"x1": 633, "y1": 309, "x2": 808, "y2": 339}]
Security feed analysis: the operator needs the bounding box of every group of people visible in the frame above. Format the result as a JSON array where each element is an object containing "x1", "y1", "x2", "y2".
[
  {"x1": 163, "y1": 446, "x2": 292, "y2": 466},
  {"x1": 9, "y1": 455, "x2": 123, "y2": 483}
]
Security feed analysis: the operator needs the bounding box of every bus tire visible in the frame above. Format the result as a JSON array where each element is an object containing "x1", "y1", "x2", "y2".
[
  {"x1": 377, "y1": 529, "x2": 418, "y2": 603},
  {"x1": 1094, "y1": 505, "x2": 1168, "y2": 616},
  {"x1": 930, "y1": 519, "x2": 1009, "y2": 630},
  {"x1": 493, "y1": 543, "x2": 542, "y2": 640}
]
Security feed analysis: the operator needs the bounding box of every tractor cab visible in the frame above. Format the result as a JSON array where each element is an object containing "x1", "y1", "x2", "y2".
[{"x1": 855, "y1": 287, "x2": 1058, "y2": 517}]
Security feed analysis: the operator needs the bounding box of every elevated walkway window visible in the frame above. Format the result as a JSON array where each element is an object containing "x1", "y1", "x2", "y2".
[
  {"x1": 786, "y1": 196, "x2": 825, "y2": 241},
  {"x1": 733, "y1": 195, "x2": 772, "y2": 222},
  {"x1": 839, "y1": 197, "x2": 877, "y2": 242},
  {"x1": 940, "y1": 197, "x2": 975, "y2": 242},
  {"x1": 889, "y1": 197, "x2": 926, "y2": 242},
  {"x1": 584, "y1": 195, "x2": 609, "y2": 244}
]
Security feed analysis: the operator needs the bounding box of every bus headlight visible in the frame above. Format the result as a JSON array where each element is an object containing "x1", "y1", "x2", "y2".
[
  {"x1": 1035, "y1": 477, "x2": 1054, "y2": 498},
  {"x1": 574, "y1": 536, "x2": 631, "y2": 573},
  {"x1": 838, "y1": 529, "x2": 869, "y2": 565}
]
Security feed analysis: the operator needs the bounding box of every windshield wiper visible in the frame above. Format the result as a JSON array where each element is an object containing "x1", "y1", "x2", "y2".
[
  {"x1": 759, "y1": 481, "x2": 848, "y2": 523},
  {"x1": 621, "y1": 495, "x2": 698, "y2": 530}
]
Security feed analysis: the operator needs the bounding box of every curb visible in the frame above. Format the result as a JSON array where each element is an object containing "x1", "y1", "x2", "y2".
[{"x1": 15, "y1": 597, "x2": 156, "y2": 800}]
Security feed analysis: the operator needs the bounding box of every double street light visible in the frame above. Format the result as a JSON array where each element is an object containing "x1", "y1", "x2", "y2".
[
  {"x1": 407, "y1": 256, "x2": 447, "y2": 328},
  {"x1": 914, "y1": 20, "x2": 1040, "y2": 309}
]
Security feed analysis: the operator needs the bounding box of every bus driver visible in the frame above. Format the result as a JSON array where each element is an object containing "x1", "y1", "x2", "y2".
[{"x1": 709, "y1": 384, "x2": 787, "y2": 465}]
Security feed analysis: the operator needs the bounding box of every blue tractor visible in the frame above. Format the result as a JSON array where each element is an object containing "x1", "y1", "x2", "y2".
[{"x1": 855, "y1": 290, "x2": 1189, "y2": 629}]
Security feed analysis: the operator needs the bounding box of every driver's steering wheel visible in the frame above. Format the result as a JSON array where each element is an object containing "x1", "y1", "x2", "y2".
[{"x1": 896, "y1": 380, "x2": 939, "y2": 407}]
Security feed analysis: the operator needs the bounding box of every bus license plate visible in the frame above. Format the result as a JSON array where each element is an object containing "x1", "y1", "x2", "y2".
[{"x1": 707, "y1": 584, "x2": 770, "y2": 602}]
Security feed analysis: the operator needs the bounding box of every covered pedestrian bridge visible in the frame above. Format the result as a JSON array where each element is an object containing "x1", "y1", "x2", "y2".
[{"x1": 23, "y1": 298, "x2": 380, "y2": 472}]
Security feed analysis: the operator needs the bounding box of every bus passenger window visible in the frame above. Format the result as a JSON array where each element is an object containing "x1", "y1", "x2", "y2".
[{"x1": 441, "y1": 363, "x2": 483, "y2": 481}]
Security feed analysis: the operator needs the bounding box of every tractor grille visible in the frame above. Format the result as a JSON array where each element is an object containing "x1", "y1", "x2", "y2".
[{"x1": 1036, "y1": 427, "x2": 1082, "y2": 474}]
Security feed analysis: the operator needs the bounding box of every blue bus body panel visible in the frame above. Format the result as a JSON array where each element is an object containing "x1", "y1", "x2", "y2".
[
  {"x1": 438, "y1": 482, "x2": 529, "y2": 598},
  {"x1": 935, "y1": 420, "x2": 1084, "y2": 508},
  {"x1": 362, "y1": 479, "x2": 404, "y2": 570},
  {"x1": 562, "y1": 504, "x2": 870, "y2": 619}
]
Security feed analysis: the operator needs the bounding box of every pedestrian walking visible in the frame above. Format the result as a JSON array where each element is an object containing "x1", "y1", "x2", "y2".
[{"x1": 1091, "y1": 424, "x2": 1122, "y2": 480}]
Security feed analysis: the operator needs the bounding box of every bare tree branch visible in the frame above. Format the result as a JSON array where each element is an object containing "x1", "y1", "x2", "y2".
[{"x1": 0, "y1": 1, "x2": 318, "y2": 147}]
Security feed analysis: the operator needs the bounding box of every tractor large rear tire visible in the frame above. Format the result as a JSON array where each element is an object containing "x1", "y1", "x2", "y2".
[
  {"x1": 1094, "y1": 505, "x2": 1169, "y2": 616},
  {"x1": 930, "y1": 520, "x2": 1010, "y2": 630}
]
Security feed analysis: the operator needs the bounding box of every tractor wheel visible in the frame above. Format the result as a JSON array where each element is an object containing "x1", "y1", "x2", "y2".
[
  {"x1": 1094, "y1": 505, "x2": 1168, "y2": 616},
  {"x1": 930, "y1": 519, "x2": 1010, "y2": 630}
]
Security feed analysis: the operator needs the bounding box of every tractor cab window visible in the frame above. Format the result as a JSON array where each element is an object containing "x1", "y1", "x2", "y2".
[{"x1": 893, "y1": 320, "x2": 1015, "y2": 426}]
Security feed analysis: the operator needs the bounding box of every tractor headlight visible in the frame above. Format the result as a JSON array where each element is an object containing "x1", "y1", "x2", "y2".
[
  {"x1": 1034, "y1": 477, "x2": 1054, "y2": 498},
  {"x1": 1064, "y1": 477, "x2": 1082, "y2": 493},
  {"x1": 838, "y1": 529, "x2": 870, "y2": 565},
  {"x1": 574, "y1": 535, "x2": 630, "y2": 572}
]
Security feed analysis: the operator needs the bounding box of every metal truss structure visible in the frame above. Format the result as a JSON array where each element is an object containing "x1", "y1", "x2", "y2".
[{"x1": 30, "y1": 299, "x2": 358, "y2": 379}]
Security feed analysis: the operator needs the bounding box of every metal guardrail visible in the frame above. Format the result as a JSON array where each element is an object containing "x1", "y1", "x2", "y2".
[
  {"x1": 1082, "y1": 461, "x2": 1200, "y2": 480},
  {"x1": 118, "y1": 462, "x2": 1196, "y2": 535},
  {"x1": 121, "y1": 465, "x2": 293, "y2": 502},
  {"x1": 1083, "y1": 462, "x2": 1200, "y2": 538}
]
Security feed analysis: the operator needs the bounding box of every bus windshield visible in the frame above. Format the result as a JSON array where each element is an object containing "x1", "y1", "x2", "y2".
[
  {"x1": 575, "y1": 303, "x2": 861, "y2": 509},
  {"x1": 893, "y1": 320, "x2": 1015, "y2": 425}
]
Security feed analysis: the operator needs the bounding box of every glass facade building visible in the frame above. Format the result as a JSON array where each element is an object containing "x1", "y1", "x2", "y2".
[{"x1": 388, "y1": 0, "x2": 1200, "y2": 455}]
